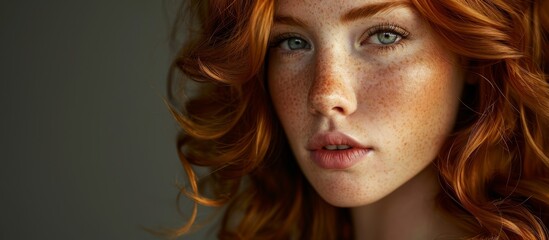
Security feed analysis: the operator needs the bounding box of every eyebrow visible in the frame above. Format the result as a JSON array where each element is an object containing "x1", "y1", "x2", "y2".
[
  {"x1": 273, "y1": 1, "x2": 411, "y2": 27},
  {"x1": 341, "y1": 1, "x2": 411, "y2": 22},
  {"x1": 273, "y1": 15, "x2": 307, "y2": 28}
]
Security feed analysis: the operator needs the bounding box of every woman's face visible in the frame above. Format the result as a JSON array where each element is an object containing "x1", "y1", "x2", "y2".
[{"x1": 267, "y1": 0, "x2": 465, "y2": 207}]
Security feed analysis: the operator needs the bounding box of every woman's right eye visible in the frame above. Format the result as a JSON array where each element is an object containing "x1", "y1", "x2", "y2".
[
  {"x1": 275, "y1": 36, "x2": 311, "y2": 51},
  {"x1": 282, "y1": 37, "x2": 310, "y2": 50}
]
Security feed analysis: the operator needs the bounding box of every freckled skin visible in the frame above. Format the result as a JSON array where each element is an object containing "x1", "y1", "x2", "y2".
[{"x1": 268, "y1": 0, "x2": 464, "y2": 207}]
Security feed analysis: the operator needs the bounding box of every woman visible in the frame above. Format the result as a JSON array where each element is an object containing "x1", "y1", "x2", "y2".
[{"x1": 167, "y1": 0, "x2": 549, "y2": 239}]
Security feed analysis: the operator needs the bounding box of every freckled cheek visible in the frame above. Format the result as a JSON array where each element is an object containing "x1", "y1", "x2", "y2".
[
  {"x1": 267, "y1": 64, "x2": 310, "y2": 131},
  {"x1": 356, "y1": 64, "x2": 415, "y2": 120},
  {"x1": 369, "y1": 60, "x2": 455, "y2": 113},
  {"x1": 360, "y1": 59, "x2": 461, "y2": 146}
]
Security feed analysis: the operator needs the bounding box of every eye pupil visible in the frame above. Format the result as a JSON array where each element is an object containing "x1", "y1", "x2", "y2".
[
  {"x1": 288, "y1": 38, "x2": 306, "y2": 49},
  {"x1": 377, "y1": 32, "x2": 398, "y2": 44}
]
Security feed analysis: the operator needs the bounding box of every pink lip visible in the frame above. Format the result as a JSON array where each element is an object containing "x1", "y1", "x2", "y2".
[{"x1": 307, "y1": 132, "x2": 373, "y2": 170}]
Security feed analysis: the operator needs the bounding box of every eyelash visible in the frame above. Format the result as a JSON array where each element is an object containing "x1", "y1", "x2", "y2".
[
  {"x1": 268, "y1": 33, "x2": 308, "y2": 56},
  {"x1": 361, "y1": 23, "x2": 410, "y2": 52},
  {"x1": 269, "y1": 33, "x2": 297, "y2": 47}
]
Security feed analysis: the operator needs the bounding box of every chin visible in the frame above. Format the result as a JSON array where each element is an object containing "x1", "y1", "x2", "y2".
[
  {"x1": 311, "y1": 179, "x2": 392, "y2": 208},
  {"x1": 322, "y1": 192, "x2": 386, "y2": 208}
]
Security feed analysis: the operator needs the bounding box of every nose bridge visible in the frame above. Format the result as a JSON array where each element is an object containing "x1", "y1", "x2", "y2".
[{"x1": 308, "y1": 44, "x2": 357, "y2": 116}]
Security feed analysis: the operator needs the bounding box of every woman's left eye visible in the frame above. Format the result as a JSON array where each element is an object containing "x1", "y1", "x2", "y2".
[
  {"x1": 372, "y1": 32, "x2": 401, "y2": 45},
  {"x1": 361, "y1": 24, "x2": 409, "y2": 47}
]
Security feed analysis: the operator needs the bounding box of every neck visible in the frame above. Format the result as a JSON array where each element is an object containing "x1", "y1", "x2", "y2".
[{"x1": 351, "y1": 165, "x2": 466, "y2": 240}]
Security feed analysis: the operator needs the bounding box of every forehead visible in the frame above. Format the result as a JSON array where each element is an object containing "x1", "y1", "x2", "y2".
[
  {"x1": 274, "y1": 0, "x2": 412, "y2": 17},
  {"x1": 272, "y1": 0, "x2": 418, "y2": 34}
]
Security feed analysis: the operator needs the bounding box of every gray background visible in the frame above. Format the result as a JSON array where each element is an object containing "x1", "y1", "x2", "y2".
[{"x1": 1, "y1": 1, "x2": 215, "y2": 239}]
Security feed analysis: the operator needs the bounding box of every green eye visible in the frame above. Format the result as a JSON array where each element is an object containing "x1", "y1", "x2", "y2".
[
  {"x1": 284, "y1": 37, "x2": 310, "y2": 50},
  {"x1": 377, "y1": 32, "x2": 399, "y2": 45},
  {"x1": 362, "y1": 24, "x2": 409, "y2": 48}
]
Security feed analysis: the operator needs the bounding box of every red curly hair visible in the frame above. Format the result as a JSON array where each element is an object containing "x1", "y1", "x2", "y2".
[{"x1": 167, "y1": 0, "x2": 549, "y2": 239}]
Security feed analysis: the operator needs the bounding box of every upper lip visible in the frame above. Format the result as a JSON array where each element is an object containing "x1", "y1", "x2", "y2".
[{"x1": 306, "y1": 132, "x2": 371, "y2": 151}]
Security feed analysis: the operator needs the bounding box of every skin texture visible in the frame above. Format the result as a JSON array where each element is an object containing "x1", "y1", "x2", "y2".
[{"x1": 268, "y1": 0, "x2": 464, "y2": 211}]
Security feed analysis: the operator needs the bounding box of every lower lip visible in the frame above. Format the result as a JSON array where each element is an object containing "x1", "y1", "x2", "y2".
[{"x1": 310, "y1": 148, "x2": 371, "y2": 170}]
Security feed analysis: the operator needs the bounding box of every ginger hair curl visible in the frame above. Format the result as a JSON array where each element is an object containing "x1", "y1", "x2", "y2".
[{"x1": 167, "y1": 0, "x2": 549, "y2": 239}]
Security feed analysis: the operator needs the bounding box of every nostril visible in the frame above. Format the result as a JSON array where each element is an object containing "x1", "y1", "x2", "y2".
[
  {"x1": 332, "y1": 106, "x2": 345, "y2": 113},
  {"x1": 308, "y1": 93, "x2": 355, "y2": 117}
]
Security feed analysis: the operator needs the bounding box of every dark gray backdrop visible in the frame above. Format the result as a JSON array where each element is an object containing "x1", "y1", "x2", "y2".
[{"x1": 1, "y1": 1, "x2": 214, "y2": 239}]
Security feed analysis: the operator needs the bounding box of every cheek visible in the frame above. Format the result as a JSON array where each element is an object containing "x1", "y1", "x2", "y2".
[
  {"x1": 363, "y1": 54, "x2": 463, "y2": 154},
  {"x1": 267, "y1": 62, "x2": 309, "y2": 130}
]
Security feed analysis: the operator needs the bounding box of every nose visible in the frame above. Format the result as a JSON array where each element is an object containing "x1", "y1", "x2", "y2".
[{"x1": 308, "y1": 50, "x2": 358, "y2": 117}]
